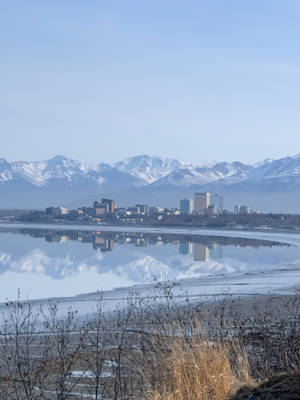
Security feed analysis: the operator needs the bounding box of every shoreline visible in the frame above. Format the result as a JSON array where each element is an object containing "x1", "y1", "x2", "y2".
[
  {"x1": 1, "y1": 221, "x2": 300, "y2": 310},
  {"x1": 2, "y1": 221, "x2": 300, "y2": 246}
]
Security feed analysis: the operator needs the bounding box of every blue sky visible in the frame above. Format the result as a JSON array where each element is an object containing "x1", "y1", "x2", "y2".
[{"x1": 1, "y1": 0, "x2": 300, "y2": 164}]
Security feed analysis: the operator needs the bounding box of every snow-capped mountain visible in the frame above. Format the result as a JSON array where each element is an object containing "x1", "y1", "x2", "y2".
[
  {"x1": 1, "y1": 153, "x2": 300, "y2": 211},
  {"x1": 211, "y1": 154, "x2": 300, "y2": 188},
  {"x1": 151, "y1": 162, "x2": 253, "y2": 187},
  {"x1": 11, "y1": 155, "x2": 93, "y2": 186},
  {"x1": 0, "y1": 155, "x2": 93, "y2": 186},
  {"x1": 0, "y1": 154, "x2": 254, "y2": 190},
  {"x1": 248, "y1": 154, "x2": 300, "y2": 182},
  {"x1": 114, "y1": 154, "x2": 183, "y2": 185},
  {"x1": 0, "y1": 155, "x2": 142, "y2": 190}
]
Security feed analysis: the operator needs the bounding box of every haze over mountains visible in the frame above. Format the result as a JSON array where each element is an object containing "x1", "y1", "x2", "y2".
[{"x1": 1, "y1": 154, "x2": 300, "y2": 212}]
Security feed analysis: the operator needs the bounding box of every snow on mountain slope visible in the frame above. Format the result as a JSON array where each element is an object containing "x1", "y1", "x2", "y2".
[
  {"x1": 1, "y1": 154, "x2": 300, "y2": 195},
  {"x1": 216, "y1": 154, "x2": 300, "y2": 188},
  {"x1": 248, "y1": 154, "x2": 300, "y2": 181},
  {"x1": 114, "y1": 155, "x2": 183, "y2": 185},
  {"x1": 0, "y1": 158, "x2": 14, "y2": 183},
  {"x1": 11, "y1": 156, "x2": 94, "y2": 186},
  {"x1": 152, "y1": 161, "x2": 253, "y2": 187},
  {"x1": 0, "y1": 156, "x2": 146, "y2": 192}
]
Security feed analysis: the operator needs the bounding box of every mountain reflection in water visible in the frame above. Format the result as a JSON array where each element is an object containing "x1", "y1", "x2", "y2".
[{"x1": 0, "y1": 226, "x2": 298, "y2": 301}]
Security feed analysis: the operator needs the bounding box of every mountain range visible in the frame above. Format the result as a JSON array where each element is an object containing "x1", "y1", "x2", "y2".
[{"x1": 1, "y1": 154, "x2": 300, "y2": 212}]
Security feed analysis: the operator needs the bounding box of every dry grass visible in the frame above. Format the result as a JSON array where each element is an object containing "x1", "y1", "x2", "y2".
[{"x1": 145, "y1": 324, "x2": 254, "y2": 400}]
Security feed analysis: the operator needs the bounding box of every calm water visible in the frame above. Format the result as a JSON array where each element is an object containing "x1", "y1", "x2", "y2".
[{"x1": 1, "y1": 225, "x2": 300, "y2": 302}]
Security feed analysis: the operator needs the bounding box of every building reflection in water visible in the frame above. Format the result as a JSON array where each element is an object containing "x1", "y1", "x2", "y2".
[
  {"x1": 210, "y1": 243, "x2": 223, "y2": 260},
  {"x1": 179, "y1": 241, "x2": 193, "y2": 255},
  {"x1": 179, "y1": 242, "x2": 223, "y2": 262},
  {"x1": 18, "y1": 228, "x2": 280, "y2": 260},
  {"x1": 46, "y1": 234, "x2": 70, "y2": 243},
  {"x1": 93, "y1": 236, "x2": 114, "y2": 252},
  {"x1": 193, "y1": 243, "x2": 210, "y2": 261}
]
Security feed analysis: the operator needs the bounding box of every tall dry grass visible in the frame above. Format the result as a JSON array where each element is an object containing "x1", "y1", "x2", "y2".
[{"x1": 145, "y1": 323, "x2": 254, "y2": 400}]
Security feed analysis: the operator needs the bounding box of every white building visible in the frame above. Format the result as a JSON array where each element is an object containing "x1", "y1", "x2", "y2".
[
  {"x1": 194, "y1": 193, "x2": 210, "y2": 212},
  {"x1": 234, "y1": 205, "x2": 241, "y2": 214}
]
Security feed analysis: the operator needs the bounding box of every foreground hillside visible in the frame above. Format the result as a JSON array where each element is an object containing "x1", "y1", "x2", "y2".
[
  {"x1": 232, "y1": 372, "x2": 300, "y2": 399},
  {"x1": 0, "y1": 291, "x2": 299, "y2": 399}
]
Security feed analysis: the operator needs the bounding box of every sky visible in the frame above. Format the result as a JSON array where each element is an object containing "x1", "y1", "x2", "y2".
[{"x1": 1, "y1": 0, "x2": 300, "y2": 165}]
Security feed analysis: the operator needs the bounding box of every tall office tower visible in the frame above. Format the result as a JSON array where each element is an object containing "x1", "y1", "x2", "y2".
[
  {"x1": 234, "y1": 205, "x2": 241, "y2": 214},
  {"x1": 194, "y1": 193, "x2": 210, "y2": 212},
  {"x1": 135, "y1": 204, "x2": 149, "y2": 215},
  {"x1": 180, "y1": 198, "x2": 194, "y2": 215},
  {"x1": 101, "y1": 199, "x2": 115, "y2": 214},
  {"x1": 211, "y1": 194, "x2": 224, "y2": 211}
]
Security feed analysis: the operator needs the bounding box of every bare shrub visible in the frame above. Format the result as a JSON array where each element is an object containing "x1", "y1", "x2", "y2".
[
  {"x1": 0, "y1": 297, "x2": 49, "y2": 400},
  {"x1": 41, "y1": 303, "x2": 87, "y2": 400}
]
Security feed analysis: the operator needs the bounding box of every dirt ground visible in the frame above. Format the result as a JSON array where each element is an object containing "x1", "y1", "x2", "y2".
[{"x1": 231, "y1": 372, "x2": 300, "y2": 400}]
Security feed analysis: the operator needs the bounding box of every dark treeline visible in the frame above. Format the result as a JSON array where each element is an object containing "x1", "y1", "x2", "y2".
[{"x1": 16, "y1": 208, "x2": 300, "y2": 230}]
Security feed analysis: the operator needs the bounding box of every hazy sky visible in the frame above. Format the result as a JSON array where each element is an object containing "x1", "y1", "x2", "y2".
[{"x1": 1, "y1": 0, "x2": 300, "y2": 164}]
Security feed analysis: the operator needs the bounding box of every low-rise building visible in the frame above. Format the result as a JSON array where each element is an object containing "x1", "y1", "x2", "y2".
[
  {"x1": 206, "y1": 205, "x2": 217, "y2": 215},
  {"x1": 45, "y1": 206, "x2": 68, "y2": 217},
  {"x1": 240, "y1": 205, "x2": 250, "y2": 214},
  {"x1": 95, "y1": 205, "x2": 106, "y2": 216}
]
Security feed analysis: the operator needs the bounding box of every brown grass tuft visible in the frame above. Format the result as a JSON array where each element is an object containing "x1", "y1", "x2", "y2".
[{"x1": 145, "y1": 323, "x2": 254, "y2": 400}]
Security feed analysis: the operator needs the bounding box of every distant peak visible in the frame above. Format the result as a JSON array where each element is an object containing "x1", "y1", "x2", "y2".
[{"x1": 50, "y1": 155, "x2": 68, "y2": 161}]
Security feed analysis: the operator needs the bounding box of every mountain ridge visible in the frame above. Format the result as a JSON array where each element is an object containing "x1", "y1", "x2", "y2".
[{"x1": 1, "y1": 153, "x2": 300, "y2": 212}]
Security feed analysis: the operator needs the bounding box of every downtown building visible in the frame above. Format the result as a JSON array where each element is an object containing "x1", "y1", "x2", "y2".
[
  {"x1": 180, "y1": 198, "x2": 194, "y2": 215},
  {"x1": 210, "y1": 194, "x2": 224, "y2": 212},
  {"x1": 194, "y1": 193, "x2": 210, "y2": 213}
]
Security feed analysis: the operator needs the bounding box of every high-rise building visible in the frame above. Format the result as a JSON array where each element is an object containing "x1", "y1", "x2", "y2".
[
  {"x1": 94, "y1": 199, "x2": 115, "y2": 214},
  {"x1": 179, "y1": 199, "x2": 193, "y2": 215},
  {"x1": 135, "y1": 204, "x2": 149, "y2": 215},
  {"x1": 234, "y1": 205, "x2": 241, "y2": 214},
  {"x1": 211, "y1": 194, "x2": 224, "y2": 211},
  {"x1": 194, "y1": 193, "x2": 210, "y2": 212},
  {"x1": 101, "y1": 199, "x2": 115, "y2": 214}
]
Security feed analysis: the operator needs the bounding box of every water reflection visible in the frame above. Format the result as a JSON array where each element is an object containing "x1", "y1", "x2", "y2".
[
  {"x1": 16, "y1": 227, "x2": 284, "y2": 251},
  {"x1": 0, "y1": 226, "x2": 298, "y2": 301},
  {"x1": 179, "y1": 242, "x2": 223, "y2": 261}
]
